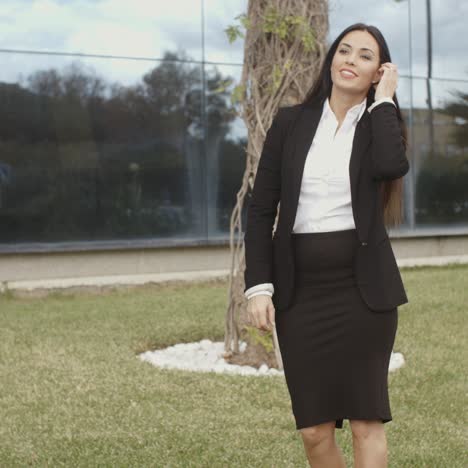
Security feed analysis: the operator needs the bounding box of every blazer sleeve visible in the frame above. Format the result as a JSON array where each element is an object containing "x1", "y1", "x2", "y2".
[
  {"x1": 243, "y1": 107, "x2": 289, "y2": 292},
  {"x1": 369, "y1": 102, "x2": 410, "y2": 181}
]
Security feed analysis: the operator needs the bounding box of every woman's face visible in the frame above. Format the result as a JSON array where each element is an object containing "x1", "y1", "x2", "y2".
[{"x1": 330, "y1": 30, "x2": 382, "y2": 96}]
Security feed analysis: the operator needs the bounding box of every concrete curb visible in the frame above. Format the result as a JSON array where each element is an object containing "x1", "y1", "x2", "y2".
[
  {"x1": 0, "y1": 270, "x2": 230, "y2": 292},
  {"x1": 1, "y1": 255, "x2": 467, "y2": 292}
]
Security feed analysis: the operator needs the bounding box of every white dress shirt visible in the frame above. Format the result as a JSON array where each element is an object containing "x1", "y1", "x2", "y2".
[{"x1": 245, "y1": 97, "x2": 396, "y2": 300}]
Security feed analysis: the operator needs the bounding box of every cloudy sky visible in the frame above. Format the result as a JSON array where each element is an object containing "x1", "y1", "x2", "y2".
[{"x1": 0, "y1": 0, "x2": 467, "y2": 109}]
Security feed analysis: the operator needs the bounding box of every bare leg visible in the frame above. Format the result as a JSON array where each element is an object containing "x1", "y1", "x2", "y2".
[
  {"x1": 299, "y1": 421, "x2": 347, "y2": 468},
  {"x1": 350, "y1": 420, "x2": 388, "y2": 468}
]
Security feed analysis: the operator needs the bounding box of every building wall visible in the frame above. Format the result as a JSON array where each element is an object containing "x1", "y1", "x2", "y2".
[{"x1": 0, "y1": 1, "x2": 467, "y2": 283}]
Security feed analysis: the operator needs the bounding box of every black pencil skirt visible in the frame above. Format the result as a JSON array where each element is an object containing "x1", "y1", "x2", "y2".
[{"x1": 275, "y1": 228, "x2": 398, "y2": 431}]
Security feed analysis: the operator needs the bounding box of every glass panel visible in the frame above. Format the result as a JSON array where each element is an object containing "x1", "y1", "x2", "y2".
[
  {"x1": 412, "y1": 77, "x2": 468, "y2": 227},
  {"x1": 1, "y1": 1, "x2": 466, "y2": 250},
  {"x1": 0, "y1": 0, "x2": 203, "y2": 61},
  {"x1": 409, "y1": 0, "x2": 428, "y2": 77},
  {"x1": 431, "y1": 0, "x2": 467, "y2": 80},
  {"x1": 0, "y1": 52, "x2": 205, "y2": 244},
  {"x1": 202, "y1": 63, "x2": 246, "y2": 240},
  {"x1": 203, "y1": 0, "x2": 247, "y2": 64},
  {"x1": 394, "y1": 77, "x2": 414, "y2": 230}
]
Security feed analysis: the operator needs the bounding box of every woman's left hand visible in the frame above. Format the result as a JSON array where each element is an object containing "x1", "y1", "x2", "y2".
[{"x1": 373, "y1": 62, "x2": 398, "y2": 101}]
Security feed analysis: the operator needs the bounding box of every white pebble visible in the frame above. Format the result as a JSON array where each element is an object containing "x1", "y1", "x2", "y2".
[{"x1": 139, "y1": 340, "x2": 405, "y2": 377}]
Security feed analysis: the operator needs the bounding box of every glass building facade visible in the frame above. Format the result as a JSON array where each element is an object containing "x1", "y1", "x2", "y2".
[{"x1": 0, "y1": 0, "x2": 467, "y2": 253}]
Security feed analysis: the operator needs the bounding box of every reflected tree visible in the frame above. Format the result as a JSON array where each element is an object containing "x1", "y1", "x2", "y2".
[
  {"x1": 415, "y1": 87, "x2": 468, "y2": 223},
  {"x1": 0, "y1": 53, "x2": 240, "y2": 241},
  {"x1": 442, "y1": 89, "x2": 468, "y2": 148}
]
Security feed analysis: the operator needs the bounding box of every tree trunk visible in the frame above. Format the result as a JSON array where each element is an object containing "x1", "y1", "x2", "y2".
[{"x1": 223, "y1": 1, "x2": 329, "y2": 369}]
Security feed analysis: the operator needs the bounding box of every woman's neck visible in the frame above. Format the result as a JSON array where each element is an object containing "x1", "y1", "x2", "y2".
[{"x1": 329, "y1": 87, "x2": 367, "y2": 123}]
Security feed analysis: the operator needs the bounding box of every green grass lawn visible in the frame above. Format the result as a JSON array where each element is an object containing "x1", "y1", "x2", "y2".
[{"x1": 0, "y1": 265, "x2": 467, "y2": 467}]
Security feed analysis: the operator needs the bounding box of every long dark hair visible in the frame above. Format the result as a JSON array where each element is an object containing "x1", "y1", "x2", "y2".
[{"x1": 303, "y1": 22, "x2": 409, "y2": 227}]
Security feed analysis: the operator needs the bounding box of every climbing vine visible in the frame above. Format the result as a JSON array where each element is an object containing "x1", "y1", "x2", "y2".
[{"x1": 222, "y1": 0, "x2": 329, "y2": 369}]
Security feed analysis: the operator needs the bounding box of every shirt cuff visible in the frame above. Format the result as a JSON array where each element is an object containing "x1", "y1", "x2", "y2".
[
  {"x1": 246, "y1": 291, "x2": 273, "y2": 300},
  {"x1": 367, "y1": 97, "x2": 396, "y2": 113},
  {"x1": 245, "y1": 282, "x2": 274, "y2": 299}
]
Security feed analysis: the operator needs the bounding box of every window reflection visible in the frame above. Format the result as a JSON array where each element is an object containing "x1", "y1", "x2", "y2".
[
  {"x1": 0, "y1": 0, "x2": 467, "y2": 251},
  {"x1": 0, "y1": 52, "x2": 206, "y2": 243},
  {"x1": 203, "y1": 64, "x2": 246, "y2": 239},
  {"x1": 0, "y1": 0, "x2": 203, "y2": 61},
  {"x1": 412, "y1": 78, "x2": 468, "y2": 226},
  {"x1": 203, "y1": 0, "x2": 247, "y2": 64},
  {"x1": 431, "y1": 0, "x2": 466, "y2": 80}
]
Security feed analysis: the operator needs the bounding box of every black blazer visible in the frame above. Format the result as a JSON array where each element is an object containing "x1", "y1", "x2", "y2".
[{"x1": 243, "y1": 96, "x2": 410, "y2": 313}]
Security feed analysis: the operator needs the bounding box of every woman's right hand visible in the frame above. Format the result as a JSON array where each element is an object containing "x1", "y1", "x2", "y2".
[{"x1": 247, "y1": 295, "x2": 276, "y2": 332}]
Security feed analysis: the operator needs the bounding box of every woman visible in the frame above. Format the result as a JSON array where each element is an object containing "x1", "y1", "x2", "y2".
[{"x1": 243, "y1": 23, "x2": 410, "y2": 467}]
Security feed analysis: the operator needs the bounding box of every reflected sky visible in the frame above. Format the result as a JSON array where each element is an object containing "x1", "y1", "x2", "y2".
[
  {"x1": 0, "y1": 0, "x2": 203, "y2": 61},
  {"x1": 0, "y1": 0, "x2": 467, "y2": 101}
]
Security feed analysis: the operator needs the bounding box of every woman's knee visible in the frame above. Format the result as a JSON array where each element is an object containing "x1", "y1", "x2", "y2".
[
  {"x1": 349, "y1": 419, "x2": 385, "y2": 441},
  {"x1": 299, "y1": 421, "x2": 335, "y2": 447}
]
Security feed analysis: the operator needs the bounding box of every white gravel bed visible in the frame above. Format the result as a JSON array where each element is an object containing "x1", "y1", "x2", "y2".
[{"x1": 138, "y1": 339, "x2": 405, "y2": 376}]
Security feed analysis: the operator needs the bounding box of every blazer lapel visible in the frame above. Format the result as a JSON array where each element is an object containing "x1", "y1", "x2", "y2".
[
  {"x1": 288, "y1": 103, "x2": 322, "y2": 230},
  {"x1": 288, "y1": 99, "x2": 372, "y2": 233}
]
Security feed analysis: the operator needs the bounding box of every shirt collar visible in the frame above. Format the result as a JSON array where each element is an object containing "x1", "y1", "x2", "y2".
[{"x1": 322, "y1": 96, "x2": 367, "y2": 125}]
